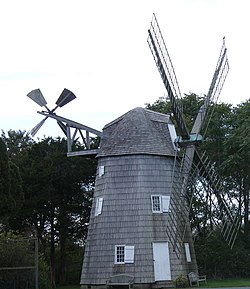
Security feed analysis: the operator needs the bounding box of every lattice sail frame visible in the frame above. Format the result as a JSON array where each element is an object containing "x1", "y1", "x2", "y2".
[
  {"x1": 148, "y1": 13, "x2": 189, "y2": 140},
  {"x1": 147, "y1": 13, "x2": 241, "y2": 254}
]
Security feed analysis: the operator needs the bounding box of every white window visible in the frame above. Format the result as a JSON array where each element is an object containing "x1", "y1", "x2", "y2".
[
  {"x1": 115, "y1": 245, "x2": 125, "y2": 263},
  {"x1": 115, "y1": 245, "x2": 135, "y2": 264},
  {"x1": 151, "y1": 195, "x2": 161, "y2": 212},
  {"x1": 98, "y1": 165, "x2": 105, "y2": 177},
  {"x1": 184, "y1": 242, "x2": 192, "y2": 262},
  {"x1": 95, "y1": 197, "x2": 103, "y2": 216},
  {"x1": 151, "y1": 195, "x2": 170, "y2": 213}
]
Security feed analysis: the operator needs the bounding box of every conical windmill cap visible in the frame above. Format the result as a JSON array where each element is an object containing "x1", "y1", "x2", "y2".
[{"x1": 98, "y1": 107, "x2": 176, "y2": 157}]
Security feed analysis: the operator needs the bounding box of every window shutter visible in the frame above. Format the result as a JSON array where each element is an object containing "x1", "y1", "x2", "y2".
[
  {"x1": 99, "y1": 165, "x2": 105, "y2": 177},
  {"x1": 125, "y1": 246, "x2": 134, "y2": 263},
  {"x1": 184, "y1": 242, "x2": 192, "y2": 262},
  {"x1": 162, "y1": 195, "x2": 170, "y2": 212},
  {"x1": 168, "y1": 123, "x2": 178, "y2": 150},
  {"x1": 95, "y1": 197, "x2": 103, "y2": 216}
]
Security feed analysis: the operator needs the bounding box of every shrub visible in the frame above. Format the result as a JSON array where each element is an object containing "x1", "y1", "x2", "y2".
[{"x1": 175, "y1": 273, "x2": 189, "y2": 288}]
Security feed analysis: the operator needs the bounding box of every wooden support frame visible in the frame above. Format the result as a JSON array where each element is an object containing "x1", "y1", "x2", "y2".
[{"x1": 37, "y1": 111, "x2": 102, "y2": 156}]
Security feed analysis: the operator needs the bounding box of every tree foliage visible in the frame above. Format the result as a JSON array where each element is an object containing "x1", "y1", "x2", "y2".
[
  {"x1": 0, "y1": 131, "x2": 97, "y2": 287},
  {"x1": 220, "y1": 100, "x2": 250, "y2": 242},
  {"x1": 0, "y1": 136, "x2": 23, "y2": 227},
  {"x1": 146, "y1": 94, "x2": 250, "y2": 278},
  {"x1": 0, "y1": 232, "x2": 51, "y2": 289}
]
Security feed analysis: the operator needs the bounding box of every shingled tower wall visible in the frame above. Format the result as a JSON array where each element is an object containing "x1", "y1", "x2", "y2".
[{"x1": 80, "y1": 108, "x2": 197, "y2": 289}]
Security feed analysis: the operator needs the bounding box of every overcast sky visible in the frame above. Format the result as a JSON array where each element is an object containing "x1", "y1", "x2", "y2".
[{"x1": 0, "y1": 0, "x2": 249, "y2": 139}]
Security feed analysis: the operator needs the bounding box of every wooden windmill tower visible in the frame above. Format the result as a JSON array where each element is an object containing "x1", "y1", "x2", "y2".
[{"x1": 27, "y1": 14, "x2": 241, "y2": 289}]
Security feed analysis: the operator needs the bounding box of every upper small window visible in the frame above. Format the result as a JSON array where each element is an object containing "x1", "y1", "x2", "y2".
[
  {"x1": 98, "y1": 165, "x2": 105, "y2": 177},
  {"x1": 151, "y1": 195, "x2": 161, "y2": 212},
  {"x1": 151, "y1": 195, "x2": 170, "y2": 213}
]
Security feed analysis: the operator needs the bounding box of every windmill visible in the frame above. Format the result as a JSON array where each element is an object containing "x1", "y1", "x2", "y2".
[{"x1": 27, "y1": 14, "x2": 241, "y2": 289}]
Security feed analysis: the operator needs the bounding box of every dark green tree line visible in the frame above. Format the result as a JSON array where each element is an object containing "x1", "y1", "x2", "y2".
[
  {"x1": 0, "y1": 131, "x2": 97, "y2": 287},
  {"x1": 0, "y1": 135, "x2": 23, "y2": 228}
]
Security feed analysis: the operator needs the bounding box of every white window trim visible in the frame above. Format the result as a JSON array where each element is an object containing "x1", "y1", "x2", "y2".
[
  {"x1": 151, "y1": 195, "x2": 162, "y2": 213},
  {"x1": 115, "y1": 245, "x2": 125, "y2": 264}
]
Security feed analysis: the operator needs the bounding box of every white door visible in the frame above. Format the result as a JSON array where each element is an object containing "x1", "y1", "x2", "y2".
[{"x1": 152, "y1": 242, "x2": 171, "y2": 281}]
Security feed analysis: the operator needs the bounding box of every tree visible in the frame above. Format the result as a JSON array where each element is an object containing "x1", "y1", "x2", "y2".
[
  {"x1": 1, "y1": 130, "x2": 98, "y2": 286},
  {"x1": 13, "y1": 136, "x2": 96, "y2": 286},
  {"x1": 0, "y1": 138, "x2": 11, "y2": 219},
  {"x1": 0, "y1": 232, "x2": 51, "y2": 289},
  {"x1": 0, "y1": 136, "x2": 23, "y2": 228},
  {"x1": 220, "y1": 99, "x2": 250, "y2": 242}
]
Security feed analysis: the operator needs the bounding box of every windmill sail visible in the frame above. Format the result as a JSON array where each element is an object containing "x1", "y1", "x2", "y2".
[
  {"x1": 191, "y1": 37, "x2": 229, "y2": 135},
  {"x1": 27, "y1": 88, "x2": 77, "y2": 137},
  {"x1": 148, "y1": 13, "x2": 240, "y2": 253},
  {"x1": 147, "y1": 13, "x2": 189, "y2": 140},
  {"x1": 192, "y1": 151, "x2": 241, "y2": 248}
]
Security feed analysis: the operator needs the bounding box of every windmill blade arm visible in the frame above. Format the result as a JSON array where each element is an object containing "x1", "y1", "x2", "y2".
[
  {"x1": 30, "y1": 117, "x2": 47, "y2": 137},
  {"x1": 147, "y1": 13, "x2": 189, "y2": 139},
  {"x1": 27, "y1": 89, "x2": 47, "y2": 107},
  {"x1": 56, "y1": 88, "x2": 76, "y2": 107},
  {"x1": 207, "y1": 38, "x2": 229, "y2": 105},
  {"x1": 191, "y1": 38, "x2": 229, "y2": 134}
]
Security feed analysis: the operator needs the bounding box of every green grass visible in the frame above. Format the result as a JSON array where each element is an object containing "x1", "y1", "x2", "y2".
[
  {"x1": 199, "y1": 278, "x2": 250, "y2": 287},
  {"x1": 56, "y1": 279, "x2": 250, "y2": 289}
]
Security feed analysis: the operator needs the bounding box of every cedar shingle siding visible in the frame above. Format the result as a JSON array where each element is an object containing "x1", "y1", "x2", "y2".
[{"x1": 80, "y1": 108, "x2": 197, "y2": 288}]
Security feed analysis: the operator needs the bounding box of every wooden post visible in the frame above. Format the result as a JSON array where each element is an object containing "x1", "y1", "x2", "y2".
[{"x1": 35, "y1": 238, "x2": 39, "y2": 289}]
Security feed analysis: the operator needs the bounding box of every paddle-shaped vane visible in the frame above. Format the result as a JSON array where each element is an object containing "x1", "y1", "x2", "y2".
[{"x1": 27, "y1": 88, "x2": 76, "y2": 136}]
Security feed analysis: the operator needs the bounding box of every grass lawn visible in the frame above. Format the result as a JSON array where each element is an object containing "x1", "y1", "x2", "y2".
[
  {"x1": 199, "y1": 278, "x2": 250, "y2": 287},
  {"x1": 56, "y1": 279, "x2": 250, "y2": 289}
]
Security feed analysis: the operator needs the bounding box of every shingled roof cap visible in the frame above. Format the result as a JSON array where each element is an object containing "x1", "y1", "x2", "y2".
[{"x1": 98, "y1": 107, "x2": 176, "y2": 157}]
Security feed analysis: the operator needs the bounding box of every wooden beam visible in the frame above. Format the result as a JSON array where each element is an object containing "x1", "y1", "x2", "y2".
[{"x1": 67, "y1": 149, "x2": 99, "y2": 157}]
